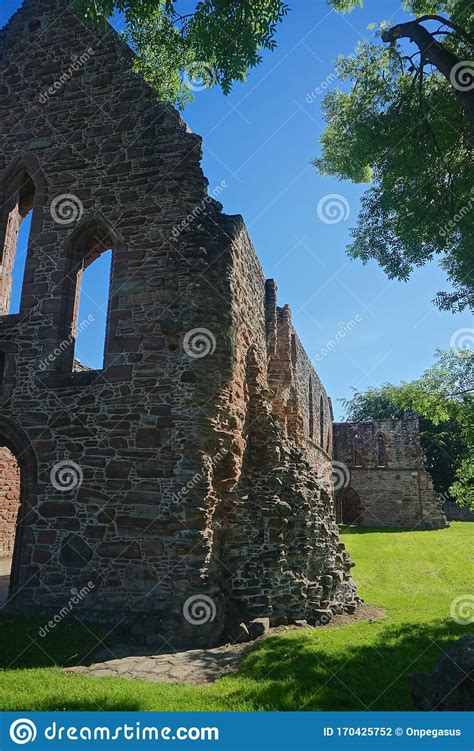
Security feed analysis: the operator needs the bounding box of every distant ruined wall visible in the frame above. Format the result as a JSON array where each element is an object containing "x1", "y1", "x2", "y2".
[
  {"x1": 265, "y1": 280, "x2": 333, "y2": 485},
  {"x1": 443, "y1": 501, "x2": 474, "y2": 522},
  {"x1": 333, "y1": 419, "x2": 447, "y2": 529},
  {"x1": 0, "y1": 0, "x2": 358, "y2": 645},
  {"x1": 0, "y1": 446, "x2": 20, "y2": 557}
]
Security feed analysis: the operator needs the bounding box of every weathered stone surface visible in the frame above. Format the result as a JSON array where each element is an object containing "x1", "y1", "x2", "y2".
[
  {"x1": 59, "y1": 534, "x2": 93, "y2": 568},
  {"x1": 65, "y1": 643, "x2": 251, "y2": 685},
  {"x1": 0, "y1": 447, "x2": 20, "y2": 557},
  {"x1": 333, "y1": 418, "x2": 447, "y2": 529},
  {"x1": 39, "y1": 502, "x2": 76, "y2": 518},
  {"x1": 247, "y1": 619, "x2": 269, "y2": 640},
  {"x1": 410, "y1": 637, "x2": 474, "y2": 711},
  {"x1": 443, "y1": 501, "x2": 474, "y2": 522},
  {"x1": 225, "y1": 622, "x2": 251, "y2": 644}
]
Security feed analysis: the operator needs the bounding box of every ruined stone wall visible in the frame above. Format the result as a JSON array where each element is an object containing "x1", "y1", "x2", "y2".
[
  {"x1": 443, "y1": 501, "x2": 474, "y2": 522},
  {"x1": 333, "y1": 419, "x2": 447, "y2": 529},
  {"x1": 0, "y1": 0, "x2": 358, "y2": 646},
  {"x1": 290, "y1": 328, "x2": 333, "y2": 487},
  {"x1": 0, "y1": 446, "x2": 20, "y2": 557},
  {"x1": 198, "y1": 231, "x2": 357, "y2": 629},
  {"x1": 265, "y1": 281, "x2": 333, "y2": 487}
]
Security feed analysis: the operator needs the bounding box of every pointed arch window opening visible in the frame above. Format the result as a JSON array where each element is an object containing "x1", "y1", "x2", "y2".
[
  {"x1": 0, "y1": 172, "x2": 36, "y2": 316},
  {"x1": 67, "y1": 224, "x2": 116, "y2": 372},
  {"x1": 353, "y1": 433, "x2": 363, "y2": 467},
  {"x1": 319, "y1": 395, "x2": 324, "y2": 448},
  {"x1": 377, "y1": 433, "x2": 387, "y2": 467},
  {"x1": 308, "y1": 376, "x2": 314, "y2": 439},
  {"x1": 73, "y1": 249, "x2": 113, "y2": 371},
  {"x1": 290, "y1": 333, "x2": 297, "y2": 367}
]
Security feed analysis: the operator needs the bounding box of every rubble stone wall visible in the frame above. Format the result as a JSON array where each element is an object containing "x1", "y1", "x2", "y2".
[
  {"x1": 443, "y1": 501, "x2": 474, "y2": 522},
  {"x1": 0, "y1": 0, "x2": 358, "y2": 646},
  {"x1": 333, "y1": 419, "x2": 447, "y2": 529},
  {"x1": 0, "y1": 446, "x2": 20, "y2": 557}
]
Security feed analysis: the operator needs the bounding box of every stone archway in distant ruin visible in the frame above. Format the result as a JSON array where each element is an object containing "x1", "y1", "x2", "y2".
[{"x1": 337, "y1": 487, "x2": 363, "y2": 526}]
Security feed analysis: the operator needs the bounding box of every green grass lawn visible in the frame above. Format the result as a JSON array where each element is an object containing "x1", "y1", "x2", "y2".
[{"x1": 1, "y1": 522, "x2": 472, "y2": 711}]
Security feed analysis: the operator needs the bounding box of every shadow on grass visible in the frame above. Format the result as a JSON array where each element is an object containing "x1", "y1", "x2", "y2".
[
  {"x1": 222, "y1": 619, "x2": 469, "y2": 712},
  {"x1": 339, "y1": 525, "x2": 441, "y2": 535},
  {"x1": 0, "y1": 614, "x2": 104, "y2": 670},
  {"x1": 1, "y1": 616, "x2": 469, "y2": 712}
]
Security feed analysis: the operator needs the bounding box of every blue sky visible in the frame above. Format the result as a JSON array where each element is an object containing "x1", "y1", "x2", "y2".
[{"x1": 2, "y1": 0, "x2": 471, "y2": 419}]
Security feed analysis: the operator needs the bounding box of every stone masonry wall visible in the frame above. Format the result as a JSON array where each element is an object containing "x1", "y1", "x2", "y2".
[
  {"x1": 265, "y1": 280, "x2": 333, "y2": 488},
  {"x1": 443, "y1": 501, "x2": 474, "y2": 522},
  {"x1": 333, "y1": 419, "x2": 447, "y2": 529},
  {"x1": 198, "y1": 232, "x2": 357, "y2": 629},
  {"x1": 0, "y1": 0, "x2": 358, "y2": 645},
  {"x1": 0, "y1": 446, "x2": 20, "y2": 557}
]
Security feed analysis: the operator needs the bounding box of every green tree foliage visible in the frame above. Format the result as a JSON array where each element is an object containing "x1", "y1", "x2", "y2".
[
  {"x1": 316, "y1": 0, "x2": 474, "y2": 312},
  {"x1": 342, "y1": 348, "x2": 474, "y2": 508},
  {"x1": 72, "y1": 0, "x2": 289, "y2": 108},
  {"x1": 450, "y1": 455, "x2": 473, "y2": 507}
]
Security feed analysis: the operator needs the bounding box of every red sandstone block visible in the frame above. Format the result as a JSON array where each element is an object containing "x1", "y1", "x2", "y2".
[
  {"x1": 37, "y1": 531, "x2": 57, "y2": 545},
  {"x1": 33, "y1": 549, "x2": 52, "y2": 564},
  {"x1": 103, "y1": 365, "x2": 133, "y2": 381}
]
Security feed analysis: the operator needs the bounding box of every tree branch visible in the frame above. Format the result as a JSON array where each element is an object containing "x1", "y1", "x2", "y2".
[
  {"x1": 413, "y1": 14, "x2": 474, "y2": 46},
  {"x1": 382, "y1": 18, "x2": 474, "y2": 148}
]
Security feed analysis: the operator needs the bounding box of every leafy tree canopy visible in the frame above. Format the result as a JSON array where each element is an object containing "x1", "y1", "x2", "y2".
[
  {"x1": 343, "y1": 348, "x2": 474, "y2": 508},
  {"x1": 316, "y1": 0, "x2": 474, "y2": 312},
  {"x1": 72, "y1": 0, "x2": 289, "y2": 108}
]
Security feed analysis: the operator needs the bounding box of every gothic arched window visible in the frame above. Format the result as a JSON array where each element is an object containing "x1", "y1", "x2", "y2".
[
  {"x1": 309, "y1": 376, "x2": 314, "y2": 439},
  {"x1": 319, "y1": 395, "x2": 324, "y2": 448},
  {"x1": 0, "y1": 168, "x2": 36, "y2": 315},
  {"x1": 353, "y1": 433, "x2": 363, "y2": 467},
  {"x1": 63, "y1": 216, "x2": 117, "y2": 372},
  {"x1": 377, "y1": 434, "x2": 386, "y2": 467}
]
